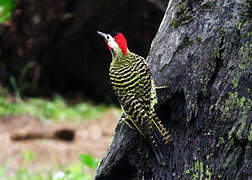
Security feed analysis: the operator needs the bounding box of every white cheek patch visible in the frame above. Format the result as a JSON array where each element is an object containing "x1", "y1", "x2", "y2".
[{"x1": 107, "y1": 35, "x2": 119, "y2": 49}]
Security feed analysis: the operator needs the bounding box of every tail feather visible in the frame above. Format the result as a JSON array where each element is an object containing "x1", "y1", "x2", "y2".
[
  {"x1": 152, "y1": 114, "x2": 171, "y2": 144},
  {"x1": 150, "y1": 138, "x2": 166, "y2": 165},
  {"x1": 149, "y1": 114, "x2": 171, "y2": 165}
]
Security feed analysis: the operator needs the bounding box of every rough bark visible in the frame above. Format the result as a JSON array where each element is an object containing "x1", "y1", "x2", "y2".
[{"x1": 95, "y1": 0, "x2": 251, "y2": 179}]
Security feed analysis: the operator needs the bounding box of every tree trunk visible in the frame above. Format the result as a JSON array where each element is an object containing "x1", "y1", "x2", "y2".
[{"x1": 95, "y1": 0, "x2": 251, "y2": 179}]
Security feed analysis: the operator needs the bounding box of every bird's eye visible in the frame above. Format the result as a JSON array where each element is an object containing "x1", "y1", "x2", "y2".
[{"x1": 107, "y1": 35, "x2": 109, "y2": 39}]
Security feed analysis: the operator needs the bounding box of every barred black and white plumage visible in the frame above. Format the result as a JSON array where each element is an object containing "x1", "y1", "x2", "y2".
[{"x1": 98, "y1": 31, "x2": 171, "y2": 165}]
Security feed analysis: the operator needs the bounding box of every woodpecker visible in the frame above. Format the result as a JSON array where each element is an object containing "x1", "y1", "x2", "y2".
[{"x1": 97, "y1": 31, "x2": 171, "y2": 165}]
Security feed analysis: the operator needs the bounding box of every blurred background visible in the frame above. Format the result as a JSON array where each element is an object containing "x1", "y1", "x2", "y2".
[{"x1": 0, "y1": 0, "x2": 168, "y2": 179}]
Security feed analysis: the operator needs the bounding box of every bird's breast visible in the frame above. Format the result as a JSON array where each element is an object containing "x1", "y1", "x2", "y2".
[{"x1": 109, "y1": 62, "x2": 151, "y2": 98}]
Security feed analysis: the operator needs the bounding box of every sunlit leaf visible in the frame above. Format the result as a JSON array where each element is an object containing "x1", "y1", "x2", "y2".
[
  {"x1": 79, "y1": 154, "x2": 99, "y2": 169},
  {"x1": 0, "y1": 0, "x2": 18, "y2": 23}
]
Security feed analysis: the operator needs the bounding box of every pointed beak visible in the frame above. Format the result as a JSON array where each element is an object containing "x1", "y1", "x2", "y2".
[{"x1": 97, "y1": 31, "x2": 108, "y2": 39}]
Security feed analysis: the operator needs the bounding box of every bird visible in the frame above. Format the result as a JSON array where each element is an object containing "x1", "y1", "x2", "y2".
[{"x1": 97, "y1": 31, "x2": 171, "y2": 165}]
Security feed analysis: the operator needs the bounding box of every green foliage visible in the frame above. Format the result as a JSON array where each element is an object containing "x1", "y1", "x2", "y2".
[
  {"x1": 9, "y1": 76, "x2": 30, "y2": 99},
  {"x1": 22, "y1": 149, "x2": 37, "y2": 163},
  {"x1": 0, "y1": 96, "x2": 109, "y2": 121},
  {"x1": 0, "y1": 154, "x2": 98, "y2": 180},
  {"x1": 9, "y1": 62, "x2": 34, "y2": 98},
  {"x1": 0, "y1": 164, "x2": 7, "y2": 178},
  {"x1": 8, "y1": 169, "x2": 50, "y2": 180},
  {"x1": 79, "y1": 154, "x2": 99, "y2": 169},
  {"x1": 0, "y1": 0, "x2": 18, "y2": 23}
]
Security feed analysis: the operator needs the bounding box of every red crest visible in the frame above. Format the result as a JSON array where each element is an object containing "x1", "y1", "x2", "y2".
[{"x1": 113, "y1": 33, "x2": 127, "y2": 55}]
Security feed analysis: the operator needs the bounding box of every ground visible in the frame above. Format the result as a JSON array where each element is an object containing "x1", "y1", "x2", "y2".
[{"x1": 0, "y1": 109, "x2": 119, "y2": 176}]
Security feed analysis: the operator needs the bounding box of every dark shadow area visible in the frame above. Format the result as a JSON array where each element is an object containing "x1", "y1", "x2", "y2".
[
  {"x1": 157, "y1": 91, "x2": 186, "y2": 129},
  {"x1": 54, "y1": 129, "x2": 75, "y2": 141},
  {"x1": 0, "y1": 0, "x2": 166, "y2": 103},
  {"x1": 95, "y1": 158, "x2": 137, "y2": 180},
  {"x1": 11, "y1": 128, "x2": 75, "y2": 142},
  {"x1": 11, "y1": 133, "x2": 43, "y2": 141}
]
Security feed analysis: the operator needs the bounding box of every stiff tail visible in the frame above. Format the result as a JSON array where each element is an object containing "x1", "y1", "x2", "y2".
[{"x1": 149, "y1": 114, "x2": 171, "y2": 165}]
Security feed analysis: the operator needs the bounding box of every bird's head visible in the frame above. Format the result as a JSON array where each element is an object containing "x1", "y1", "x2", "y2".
[{"x1": 97, "y1": 31, "x2": 128, "y2": 57}]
